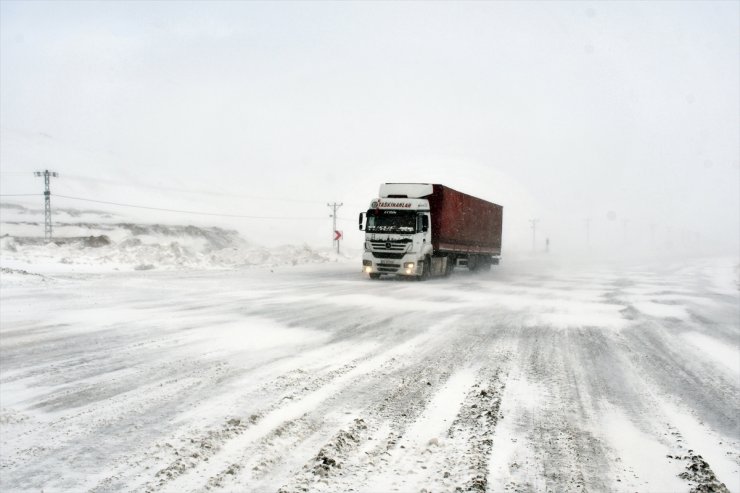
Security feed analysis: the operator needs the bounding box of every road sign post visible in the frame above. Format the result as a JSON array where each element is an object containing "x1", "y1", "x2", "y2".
[
  {"x1": 328, "y1": 202, "x2": 343, "y2": 254},
  {"x1": 334, "y1": 230, "x2": 343, "y2": 254}
]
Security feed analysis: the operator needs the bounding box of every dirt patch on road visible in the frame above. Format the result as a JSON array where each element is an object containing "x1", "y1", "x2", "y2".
[{"x1": 668, "y1": 452, "x2": 731, "y2": 493}]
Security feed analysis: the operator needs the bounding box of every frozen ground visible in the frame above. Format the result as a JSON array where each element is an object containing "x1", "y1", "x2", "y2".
[{"x1": 0, "y1": 256, "x2": 739, "y2": 493}]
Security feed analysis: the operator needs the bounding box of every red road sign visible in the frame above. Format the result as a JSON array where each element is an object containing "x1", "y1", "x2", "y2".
[{"x1": 334, "y1": 230, "x2": 342, "y2": 241}]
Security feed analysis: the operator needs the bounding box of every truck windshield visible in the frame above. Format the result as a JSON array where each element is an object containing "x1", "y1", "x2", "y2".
[{"x1": 366, "y1": 210, "x2": 417, "y2": 233}]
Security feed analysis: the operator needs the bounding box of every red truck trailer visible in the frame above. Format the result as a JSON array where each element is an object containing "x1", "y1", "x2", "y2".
[{"x1": 359, "y1": 183, "x2": 503, "y2": 279}]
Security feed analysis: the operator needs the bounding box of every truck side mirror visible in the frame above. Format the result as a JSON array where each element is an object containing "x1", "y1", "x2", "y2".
[
  {"x1": 358, "y1": 212, "x2": 364, "y2": 231},
  {"x1": 422, "y1": 215, "x2": 429, "y2": 232}
]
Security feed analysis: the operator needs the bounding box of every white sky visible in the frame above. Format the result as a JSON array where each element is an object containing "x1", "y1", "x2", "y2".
[{"x1": 1, "y1": 1, "x2": 738, "y2": 254}]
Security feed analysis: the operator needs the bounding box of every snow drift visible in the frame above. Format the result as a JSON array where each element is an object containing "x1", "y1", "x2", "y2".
[{"x1": 0, "y1": 203, "x2": 337, "y2": 271}]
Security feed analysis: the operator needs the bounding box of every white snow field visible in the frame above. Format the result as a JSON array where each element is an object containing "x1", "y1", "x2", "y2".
[{"x1": 1, "y1": 255, "x2": 739, "y2": 493}]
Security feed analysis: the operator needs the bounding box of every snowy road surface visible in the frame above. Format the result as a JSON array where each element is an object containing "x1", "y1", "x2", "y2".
[{"x1": 1, "y1": 258, "x2": 738, "y2": 492}]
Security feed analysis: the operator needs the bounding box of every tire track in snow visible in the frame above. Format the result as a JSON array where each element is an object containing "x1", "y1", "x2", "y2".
[
  {"x1": 85, "y1": 340, "x2": 377, "y2": 492},
  {"x1": 487, "y1": 327, "x2": 615, "y2": 492},
  {"x1": 444, "y1": 368, "x2": 507, "y2": 492},
  {"x1": 152, "y1": 315, "x2": 461, "y2": 493},
  {"x1": 1, "y1": 361, "x2": 228, "y2": 491},
  {"x1": 357, "y1": 367, "x2": 505, "y2": 493},
  {"x1": 273, "y1": 364, "x2": 464, "y2": 493},
  {"x1": 205, "y1": 316, "x2": 502, "y2": 492},
  {"x1": 271, "y1": 328, "x2": 511, "y2": 493},
  {"x1": 85, "y1": 307, "x2": 439, "y2": 491},
  {"x1": 132, "y1": 355, "x2": 372, "y2": 493}
]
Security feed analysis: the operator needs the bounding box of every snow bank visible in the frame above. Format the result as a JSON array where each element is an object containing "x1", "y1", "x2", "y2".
[
  {"x1": 1, "y1": 231, "x2": 337, "y2": 272},
  {"x1": 0, "y1": 204, "x2": 340, "y2": 272}
]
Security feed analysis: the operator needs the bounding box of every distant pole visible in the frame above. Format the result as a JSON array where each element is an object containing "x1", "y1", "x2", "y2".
[
  {"x1": 34, "y1": 170, "x2": 58, "y2": 242},
  {"x1": 585, "y1": 218, "x2": 592, "y2": 247},
  {"x1": 327, "y1": 202, "x2": 343, "y2": 254},
  {"x1": 529, "y1": 219, "x2": 539, "y2": 252}
]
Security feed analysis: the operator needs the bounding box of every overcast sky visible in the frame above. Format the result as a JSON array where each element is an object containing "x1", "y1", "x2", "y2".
[{"x1": 1, "y1": 0, "x2": 738, "y2": 254}]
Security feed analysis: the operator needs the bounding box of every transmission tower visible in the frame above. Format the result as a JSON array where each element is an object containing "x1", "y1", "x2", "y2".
[
  {"x1": 34, "y1": 170, "x2": 58, "y2": 241},
  {"x1": 529, "y1": 219, "x2": 539, "y2": 252},
  {"x1": 327, "y1": 202, "x2": 343, "y2": 254}
]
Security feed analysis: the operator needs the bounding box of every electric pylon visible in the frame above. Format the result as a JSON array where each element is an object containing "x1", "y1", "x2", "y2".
[{"x1": 34, "y1": 170, "x2": 58, "y2": 241}]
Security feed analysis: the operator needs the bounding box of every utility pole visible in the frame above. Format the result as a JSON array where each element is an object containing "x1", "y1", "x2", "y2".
[
  {"x1": 34, "y1": 170, "x2": 58, "y2": 242},
  {"x1": 529, "y1": 219, "x2": 539, "y2": 252},
  {"x1": 327, "y1": 202, "x2": 343, "y2": 254}
]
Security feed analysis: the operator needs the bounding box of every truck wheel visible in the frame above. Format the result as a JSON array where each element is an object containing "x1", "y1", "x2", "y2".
[
  {"x1": 420, "y1": 257, "x2": 431, "y2": 281},
  {"x1": 369, "y1": 273, "x2": 381, "y2": 280}
]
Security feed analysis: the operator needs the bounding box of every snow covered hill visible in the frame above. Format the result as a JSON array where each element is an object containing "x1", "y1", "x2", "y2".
[{"x1": 0, "y1": 203, "x2": 342, "y2": 272}]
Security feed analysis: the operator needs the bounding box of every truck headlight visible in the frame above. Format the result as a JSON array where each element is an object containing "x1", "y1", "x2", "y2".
[{"x1": 403, "y1": 262, "x2": 415, "y2": 269}]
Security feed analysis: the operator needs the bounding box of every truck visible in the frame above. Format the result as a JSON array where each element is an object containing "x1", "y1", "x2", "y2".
[{"x1": 359, "y1": 183, "x2": 503, "y2": 280}]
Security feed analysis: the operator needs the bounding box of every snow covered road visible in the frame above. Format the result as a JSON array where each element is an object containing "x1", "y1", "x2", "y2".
[{"x1": 1, "y1": 258, "x2": 738, "y2": 492}]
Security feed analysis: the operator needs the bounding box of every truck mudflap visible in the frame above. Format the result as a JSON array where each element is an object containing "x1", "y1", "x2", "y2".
[{"x1": 430, "y1": 256, "x2": 451, "y2": 277}]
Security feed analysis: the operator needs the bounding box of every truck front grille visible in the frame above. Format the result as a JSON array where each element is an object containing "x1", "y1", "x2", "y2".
[
  {"x1": 370, "y1": 241, "x2": 408, "y2": 252},
  {"x1": 373, "y1": 252, "x2": 405, "y2": 259}
]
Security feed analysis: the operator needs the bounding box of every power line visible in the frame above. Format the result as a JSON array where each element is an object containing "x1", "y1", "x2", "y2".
[
  {"x1": 53, "y1": 194, "x2": 329, "y2": 220},
  {"x1": 1, "y1": 172, "x2": 331, "y2": 205},
  {"x1": 1, "y1": 194, "x2": 354, "y2": 221},
  {"x1": 60, "y1": 173, "x2": 328, "y2": 205},
  {"x1": 2, "y1": 172, "x2": 369, "y2": 209}
]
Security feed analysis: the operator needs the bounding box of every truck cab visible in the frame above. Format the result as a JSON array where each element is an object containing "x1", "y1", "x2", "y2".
[{"x1": 360, "y1": 197, "x2": 433, "y2": 279}]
